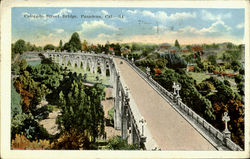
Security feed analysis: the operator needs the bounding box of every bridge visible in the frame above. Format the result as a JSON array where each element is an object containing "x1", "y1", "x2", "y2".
[{"x1": 43, "y1": 51, "x2": 242, "y2": 151}]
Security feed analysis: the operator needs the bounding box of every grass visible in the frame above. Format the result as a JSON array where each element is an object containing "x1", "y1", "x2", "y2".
[
  {"x1": 64, "y1": 65, "x2": 111, "y2": 86},
  {"x1": 188, "y1": 72, "x2": 210, "y2": 84},
  {"x1": 27, "y1": 60, "x2": 41, "y2": 66},
  {"x1": 47, "y1": 104, "x2": 60, "y2": 111}
]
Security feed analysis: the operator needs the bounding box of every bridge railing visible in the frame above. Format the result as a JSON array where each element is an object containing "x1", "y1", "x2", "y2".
[{"x1": 122, "y1": 57, "x2": 242, "y2": 151}]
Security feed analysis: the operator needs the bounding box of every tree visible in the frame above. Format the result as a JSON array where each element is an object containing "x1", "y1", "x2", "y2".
[
  {"x1": 44, "y1": 44, "x2": 55, "y2": 51},
  {"x1": 231, "y1": 60, "x2": 241, "y2": 72},
  {"x1": 207, "y1": 55, "x2": 217, "y2": 65},
  {"x1": 59, "y1": 40, "x2": 63, "y2": 51},
  {"x1": 56, "y1": 79, "x2": 105, "y2": 148},
  {"x1": 68, "y1": 32, "x2": 81, "y2": 52},
  {"x1": 163, "y1": 53, "x2": 187, "y2": 69},
  {"x1": 174, "y1": 39, "x2": 180, "y2": 49},
  {"x1": 13, "y1": 39, "x2": 26, "y2": 55},
  {"x1": 81, "y1": 40, "x2": 88, "y2": 51}
]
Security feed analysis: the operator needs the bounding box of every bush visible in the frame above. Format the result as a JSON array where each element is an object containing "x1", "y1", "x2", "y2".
[
  {"x1": 107, "y1": 136, "x2": 138, "y2": 150},
  {"x1": 12, "y1": 134, "x2": 51, "y2": 150},
  {"x1": 11, "y1": 113, "x2": 50, "y2": 141}
]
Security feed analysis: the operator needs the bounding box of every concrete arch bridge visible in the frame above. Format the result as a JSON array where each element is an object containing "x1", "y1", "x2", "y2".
[{"x1": 43, "y1": 51, "x2": 242, "y2": 151}]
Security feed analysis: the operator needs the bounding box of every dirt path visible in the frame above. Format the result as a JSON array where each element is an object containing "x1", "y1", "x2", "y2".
[
  {"x1": 39, "y1": 110, "x2": 61, "y2": 135},
  {"x1": 102, "y1": 88, "x2": 120, "y2": 139}
]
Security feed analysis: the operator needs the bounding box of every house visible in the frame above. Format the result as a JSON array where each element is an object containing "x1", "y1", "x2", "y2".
[
  {"x1": 169, "y1": 46, "x2": 178, "y2": 53},
  {"x1": 160, "y1": 43, "x2": 171, "y2": 49},
  {"x1": 181, "y1": 47, "x2": 189, "y2": 53},
  {"x1": 192, "y1": 45, "x2": 203, "y2": 52}
]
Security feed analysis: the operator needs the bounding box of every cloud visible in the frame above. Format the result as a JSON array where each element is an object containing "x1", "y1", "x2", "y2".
[
  {"x1": 201, "y1": 10, "x2": 231, "y2": 21},
  {"x1": 141, "y1": 10, "x2": 196, "y2": 22},
  {"x1": 177, "y1": 20, "x2": 231, "y2": 37},
  {"x1": 101, "y1": 10, "x2": 109, "y2": 15},
  {"x1": 53, "y1": 8, "x2": 72, "y2": 16},
  {"x1": 236, "y1": 23, "x2": 244, "y2": 29},
  {"x1": 79, "y1": 20, "x2": 118, "y2": 38},
  {"x1": 56, "y1": 29, "x2": 64, "y2": 33},
  {"x1": 127, "y1": 10, "x2": 138, "y2": 14},
  {"x1": 168, "y1": 12, "x2": 196, "y2": 20}
]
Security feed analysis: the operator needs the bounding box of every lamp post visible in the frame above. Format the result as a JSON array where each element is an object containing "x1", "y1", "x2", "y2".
[{"x1": 222, "y1": 112, "x2": 231, "y2": 139}]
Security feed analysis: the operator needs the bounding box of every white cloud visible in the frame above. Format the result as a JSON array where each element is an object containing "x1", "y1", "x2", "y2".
[
  {"x1": 79, "y1": 20, "x2": 118, "y2": 38},
  {"x1": 53, "y1": 8, "x2": 72, "y2": 16},
  {"x1": 236, "y1": 23, "x2": 244, "y2": 29},
  {"x1": 141, "y1": 10, "x2": 196, "y2": 22},
  {"x1": 48, "y1": 33, "x2": 54, "y2": 38},
  {"x1": 200, "y1": 20, "x2": 231, "y2": 33},
  {"x1": 168, "y1": 12, "x2": 196, "y2": 20},
  {"x1": 56, "y1": 29, "x2": 64, "y2": 33},
  {"x1": 127, "y1": 10, "x2": 138, "y2": 14},
  {"x1": 101, "y1": 10, "x2": 109, "y2": 15},
  {"x1": 201, "y1": 10, "x2": 231, "y2": 21},
  {"x1": 80, "y1": 20, "x2": 118, "y2": 31},
  {"x1": 178, "y1": 20, "x2": 231, "y2": 37}
]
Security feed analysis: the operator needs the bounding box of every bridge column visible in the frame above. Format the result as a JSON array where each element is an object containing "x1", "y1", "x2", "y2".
[
  {"x1": 121, "y1": 92, "x2": 128, "y2": 140},
  {"x1": 114, "y1": 74, "x2": 121, "y2": 130},
  {"x1": 128, "y1": 114, "x2": 134, "y2": 145},
  {"x1": 59, "y1": 55, "x2": 62, "y2": 65}
]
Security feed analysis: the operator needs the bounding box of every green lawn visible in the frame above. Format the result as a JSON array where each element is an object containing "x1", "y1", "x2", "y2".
[
  {"x1": 188, "y1": 72, "x2": 210, "y2": 84},
  {"x1": 27, "y1": 60, "x2": 41, "y2": 66},
  {"x1": 64, "y1": 65, "x2": 111, "y2": 86}
]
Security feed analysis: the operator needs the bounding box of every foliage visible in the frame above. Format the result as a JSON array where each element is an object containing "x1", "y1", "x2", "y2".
[
  {"x1": 13, "y1": 39, "x2": 26, "y2": 55},
  {"x1": 107, "y1": 107, "x2": 114, "y2": 125},
  {"x1": 162, "y1": 53, "x2": 187, "y2": 69},
  {"x1": 51, "y1": 128, "x2": 90, "y2": 149},
  {"x1": 207, "y1": 55, "x2": 217, "y2": 65},
  {"x1": 196, "y1": 81, "x2": 215, "y2": 96},
  {"x1": 11, "y1": 81, "x2": 22, "y2": 118},
  {"x1": 205, "y1": 77, "x2": 244, "y2": 148},
  {"x1": 12, "y1": 134, "x2": 51, "y2": 150},
  {"x1": 66, "y1": 32, "x2": 82, "y2": 52},
  {"x1": 153, "y1": 68, "x2": 215, "y2": 121},
  {"x1": 11, "y1": 113, "x2": 50, "y2": 141},
  {"x1": 44, "y1": 44, "x2": 55, "y2": 51},
  {"x1": 56, "y1": 76, "x2": 105, "y2": 144},
  {"x1": 30, "y1": 63, "x2": 63, "y2": 90},
  {"x1": 174, "y1": 39, "x2": 180, "y2": 49},
  {"x1": 14, "y1": 70, "x2": 49, "y2": 113},
  {"x1": 231, "y1": 60, "x2": 241, "y2": 72},
  {"x1": 107, "y1": 136, "x2": 139, "y2": 150}
]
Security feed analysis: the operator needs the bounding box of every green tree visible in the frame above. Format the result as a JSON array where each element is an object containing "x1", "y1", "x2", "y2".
[
  {"x1": 13, "y1": 39, "x2": 26, "y2": 55},
  {"x1": 68, "y1": 32, "x2": 81, "y2": 52},
  {"x1": 44, "y1": 44, "x2": 55, "y2": 51},
  {"x1": 59, "y1": 40, "x2": 63, "y2": 51},
  {"x1": 163, "y1": 53, "x2": 187, "y2": 69},
  {"x1": 207, "y1": 55, "x2": 217, "y2": 65},
  {"x1": 174, "y1": 39, "x2": 180, "y2": 49}
]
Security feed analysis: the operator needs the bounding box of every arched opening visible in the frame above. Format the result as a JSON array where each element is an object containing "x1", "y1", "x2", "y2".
[
  {"x1": 97, "y1": 66, "x2": 102, "y2": 74},
  {"x1": 80, "y1": 61, "x2": 83, "y2": 69},
  {"x1": 106, "y1": 69, "x2": 110, "y2": 76},
  {"x1": 86, "y1": 62, "x2": 90, "y2": 72},
  {"x1": 74, "y1": 62, "x2": 77, "y2": 68},
  {"x1": 67, "y1": 60, "x2": 71, "y2": 66}
]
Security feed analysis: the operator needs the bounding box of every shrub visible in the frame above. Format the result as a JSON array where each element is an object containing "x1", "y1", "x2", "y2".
[
  {"x1": 11, "y1": 134, "x2": 51, "y2": 150},
  {"x1": 107, "y1": 136, "x2": 138, "y2": 150}
]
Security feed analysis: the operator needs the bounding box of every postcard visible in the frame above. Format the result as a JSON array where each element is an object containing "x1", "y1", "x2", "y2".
[{"x1": 1, "y1": 0, "x2": 249, "y2": 158}]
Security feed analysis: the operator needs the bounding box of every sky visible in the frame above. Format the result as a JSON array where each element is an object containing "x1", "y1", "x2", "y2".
[{"x1": 12, "y1": 7, "x2": 245, "y2": 46}]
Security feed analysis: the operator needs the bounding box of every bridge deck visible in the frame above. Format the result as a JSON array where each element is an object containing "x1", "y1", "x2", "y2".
[{"x1": 114, "y1": 58, "x2": 216, "y2": 150}]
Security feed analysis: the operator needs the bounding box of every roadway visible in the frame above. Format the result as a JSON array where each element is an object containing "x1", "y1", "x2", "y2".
[{"x1": 113, "y1": 58, "x2": 216, "y2": 150}]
